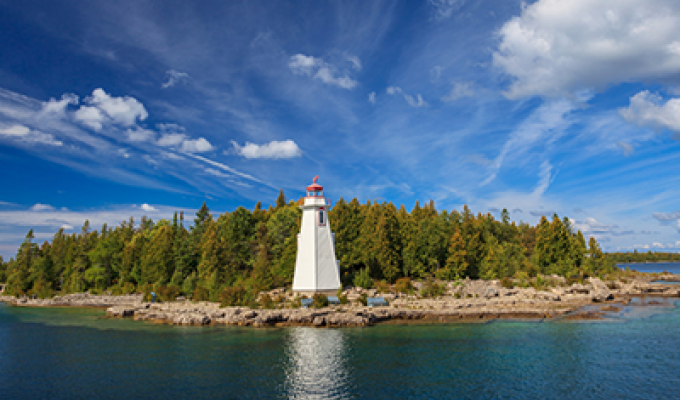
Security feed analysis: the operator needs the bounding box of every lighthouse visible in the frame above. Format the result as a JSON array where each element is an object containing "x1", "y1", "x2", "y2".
[{"x1": 292, "y1": 176, "x2": 341, "y2": 295}]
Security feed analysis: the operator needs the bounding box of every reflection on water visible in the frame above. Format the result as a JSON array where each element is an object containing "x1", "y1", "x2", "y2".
[{"x1": 283, "y1": 328, "x2": 351, "y2": 400}]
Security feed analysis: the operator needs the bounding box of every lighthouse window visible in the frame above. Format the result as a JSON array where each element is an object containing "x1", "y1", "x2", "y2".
[{"x1": 319, "y1": 210, "x2": 325, "y2": 225}]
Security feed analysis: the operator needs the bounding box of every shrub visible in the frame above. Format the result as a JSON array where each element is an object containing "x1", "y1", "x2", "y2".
[
  {"x1": 193, "y1": 285, "x2": 210, "y2": 302},
  {"x1": 358, "y1": 293, "x2": 368, "y2": 306},
  {"x1": 260, "y1": 294, "x2": 275, "y2": 309},
  {"x1": 353, "y1": 267, "x2": 373, "y2": 289},
  {"x1": 500, "y1": 277, "x2": 514, "y2": 289},
  {"x1": 219, "y1": 286, "x2": 248, "y2": 307},
  {"x1": 395, "y1": 277, "x2": 414, "y2": 294},
  {"x1": 156, "y1": 285, "x2": 180, "y2": 302},
  {"x1": 454, "y1": 292, "x2": 461, "y2": 299},
  {"x1": 375, "y1": 280, "x2": 391, "y2": 293},
  {"x1": 421, "y1": 279, "x2": 445, "y2": 298},
  {"x1": 336, "y1": 288, "x2": 349, "y2": 305},
  {"x1": 312, "y1": 293, "x2": 329, "y2": 308},
  {"x1": 533, "y1": 275, "x2": 546, "y2": 291},
  {"x1": 566, "y1": 275, "x2": 582, "y2": 286}
]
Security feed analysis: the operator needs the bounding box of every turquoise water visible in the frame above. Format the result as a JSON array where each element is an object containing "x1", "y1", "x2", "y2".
[
  {"x1": 617, "y1": 261, "x2": 680, "y2": 274},
  {"x1": 1, "y1": 303, "x2": 680, "y2": 400}
]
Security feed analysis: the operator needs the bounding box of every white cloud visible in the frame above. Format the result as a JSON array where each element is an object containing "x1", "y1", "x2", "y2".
[
  {"x1": 162, "y1": 70, "x2": 189, "y2": 89},
  {"x1": 386, "y1": 86, "x2": 402, "y2": 95},
  {"x1": 41, "y1": 93, "x2": 78, "y2": 116},
  {"x1": 180, "y1": 137, "x2": 214, "y2": 153},
  {"x1": 494, "y1": 0, "x2": 680, "y2": 99},
  {"x1": 74, "y1": 88, "x2": 147, "y2": 129},
  {"x1": 652, "y1": 210, "x2": 680, "y2": 222},
  {"x1": 368, "y1": 92, "x2": 376, "y2": 105},
  {"x1": 60, "y1": 224, "x2": 74, "y2": 230},
  {"x1": 30, "y1": 203, "x2": 55, "y2": 211},
  {"x1": 386, "y1": 86, "x2": 428, "y2": 107},
  {"x1": 404, "y1": 94, "x2": 428, "y2": 108},
  {"x1": 619, "y1": 91, "x2": 680, "y2": 133},
  {"x1": 288, "y1": 54, "x2": 358, "y2": 90},
  {"x1": 0, "y1": 124, "x2": 63, "y2": 146},
  {"x1": 140, "y1": 203, "x2": 158, "y2": 212},
  {"x1": 73, "y1": 106, "x2": 105, "y2": 131},
  {"x1": 532, "y1": 161, "x2": 554, "y2": 197},
  {"x1": 157, "y1": 133, "x2": 187, "y2": 147},
  {"x1": 442, "y1": 81, "x2": 474, "y2": 102},
  {"x1": 346, "y1": 55, "x2": 362, "y2": 71},
  {"x1": 429, "y1": 0, "x2": 467, "y2": 20},
  {"x1": 617, "y1": 141, "x2": 634, "y2": 156},
  {"x1": 231, "y1": 139, "x2": 302, "y2": 159},
  {"x1": 125, "y1": 127, "x2": 155, "y2": 142},
  {"x1": 572, "y1": 217, "x2": 619, "y2": 235}
]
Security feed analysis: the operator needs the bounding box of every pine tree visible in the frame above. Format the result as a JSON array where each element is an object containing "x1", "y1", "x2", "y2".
[
  {"x1": 444, "y1": 229, "x2": 468, "y2": 279},
  {"x1": 375, "y1": 203, "x2": 401, "y2": 281},
  {"x1": 275, "y1": 189, "x2": 286, "y2": 209},
  {"x1": 140, "y1": 225, "x2": 175, "y2": 286},
  {"x1": 479, "y1": 234, "x2": 504, "y2": 280}
]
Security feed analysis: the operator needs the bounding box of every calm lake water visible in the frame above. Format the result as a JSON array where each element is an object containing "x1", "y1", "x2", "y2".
[
  {"x1": 1, "y1": 303, "x2": 679, "y2": 400},
  {"x1": 617, "y1": 261, "x2": 680, "y2": 274}
]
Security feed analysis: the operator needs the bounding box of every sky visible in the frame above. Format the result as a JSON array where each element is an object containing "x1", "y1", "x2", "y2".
[{"x1": 1, "y1": 0, "x2": 680, "y2": 258}]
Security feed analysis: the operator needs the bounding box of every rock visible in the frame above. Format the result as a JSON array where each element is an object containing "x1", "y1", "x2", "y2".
[
  {"x1": 588, "y1": 277, "x2": 613, "y2": 302},
  {"x1": 243, "y1": 310, "x2": 257, "y2": 319},
  {"x1": 107, "y1": 306, "x2": 136, "y2": 317},
  {"x1": 536, "y1": 291, "x2": 560, "y2": 302}
]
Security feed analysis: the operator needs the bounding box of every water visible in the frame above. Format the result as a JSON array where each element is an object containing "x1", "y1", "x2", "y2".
[
  {"x1": 1, "y1": 303, "x2": 680, "y2": 400},
  {"x1": 617, "y1": 261, "x2": 680, "y2": 274}
]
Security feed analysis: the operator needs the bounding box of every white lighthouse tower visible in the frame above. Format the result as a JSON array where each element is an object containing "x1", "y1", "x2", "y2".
[{"x1": 292, "y1": 176, "x2": 341, "y2": 295}]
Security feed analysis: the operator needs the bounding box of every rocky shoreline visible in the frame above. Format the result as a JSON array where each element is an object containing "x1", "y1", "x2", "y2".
[{"x1": 1, "y1": 275, "x2": 679, "y2": 327}]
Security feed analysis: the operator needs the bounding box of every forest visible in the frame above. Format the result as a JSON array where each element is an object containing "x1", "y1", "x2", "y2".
[
  {"x1": 0, "y1": 190, "x2": 616, "y2": 303},
  {"x1": 606, "y1": 251, "x2": 680, "y2": 263}
]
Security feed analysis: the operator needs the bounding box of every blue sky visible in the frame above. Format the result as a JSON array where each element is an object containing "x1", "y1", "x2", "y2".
[{"x1": 1, "y1": 0, "x2": 680, "y2": 258}]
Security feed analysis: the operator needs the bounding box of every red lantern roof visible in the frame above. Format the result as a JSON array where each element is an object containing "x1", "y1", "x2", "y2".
[{"x1": 306, "y1": 175, "x2": 323, "y2": 191}]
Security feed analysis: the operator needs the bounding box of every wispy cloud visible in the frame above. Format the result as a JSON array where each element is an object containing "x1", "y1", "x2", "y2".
[
  {"x1": 288, "y1": 54, "x2": 359, "y2": 90},
  {"x1": 442, "y1": 81, "x2": 474, "y2": 102},
  {"x1": 386, "y1": 86, "x2": 428, "y2": 107},
  {"x1": 161, "y1": 69, "x2": 189, "y2": 89}
]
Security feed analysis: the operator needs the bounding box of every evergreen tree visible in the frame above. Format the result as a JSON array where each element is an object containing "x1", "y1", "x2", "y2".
[
  {"x1": 479, "y1": 234, "x2": 504, "y2": 280},
  {"x1": 444, "y1": 229, "x2": 468, "y2": 279},
  {"x1": 6, "y1": 230, "x2": 38, "y2": 295},
  {"x1": 275, "y1": 189, "x2": 286, "y2": 209},
  {"x1": 375, "y1": 203, "x2": 401, "y2": 281}
]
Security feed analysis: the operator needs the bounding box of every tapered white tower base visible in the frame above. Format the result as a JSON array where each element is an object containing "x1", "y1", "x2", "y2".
[{"x1": 292, "y1": 176, "x2": 341, "y2": 295}]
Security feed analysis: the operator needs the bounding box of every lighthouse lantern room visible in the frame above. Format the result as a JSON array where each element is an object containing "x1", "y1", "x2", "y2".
[{"x1": 292, "y1": 176, "x2": 341, "y2": 295}]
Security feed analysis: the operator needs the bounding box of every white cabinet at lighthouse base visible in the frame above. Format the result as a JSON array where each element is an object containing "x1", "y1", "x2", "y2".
[{"x1": 292, "y1": 177, "x2": 341, "y2": 295}]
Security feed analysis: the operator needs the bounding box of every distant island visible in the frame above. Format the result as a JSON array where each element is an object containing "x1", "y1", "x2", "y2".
[{"x1": 0, "y1": 190, "x2": 618, "y2": 306}]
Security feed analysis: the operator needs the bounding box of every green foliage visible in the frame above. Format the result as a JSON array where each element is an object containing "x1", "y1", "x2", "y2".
[
  {"x1": 374, "y1": 280, "x2": 391, "y2": 293},
  {"x1": 312, "y1": 293, "x2": 329, "y2": 308},
  {"x1": 260, "y1": 294, "x2": 276, "y2": 309},
  {"x1": 394, "y1": 277, "x2": 414, "y2": 294},
  {"x1": 421, "y1": 279, "x2": 445, "y2": 298},
  {"x1": 358, "y1": 293, "x2": 368, "y2": 306},
  {"x1": 219, "y1": 286, "x2": 249, "y2": 307},
  {"x1": 353, "y1": 267, "x2": 373, "y2": 289},
  {"x1": 193, "y1": 285, "x2": 210, "y2": 302},
  {"x1": 155, "y1": 285, "x2": 180, "y2": 302},
  {"x1": 500, "y1": 276, "x2": 514, "y2": 289},
  {"x1": 2, "y1": 194, "x2": 612, "y2": 300}
]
